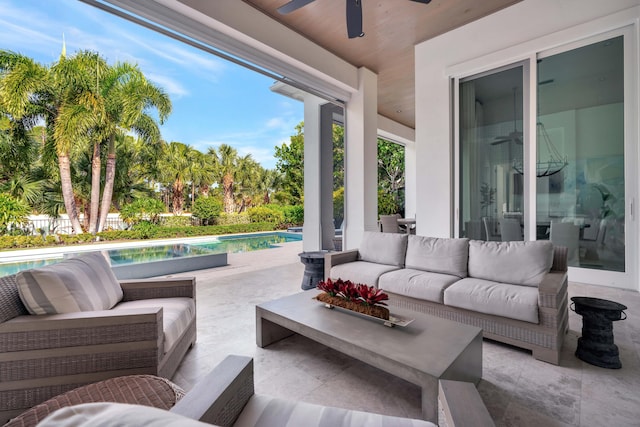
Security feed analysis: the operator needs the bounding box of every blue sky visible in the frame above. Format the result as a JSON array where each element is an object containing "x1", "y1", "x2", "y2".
[{"x1": 0, "y1": 0, "x2": 303, "y2": 169}]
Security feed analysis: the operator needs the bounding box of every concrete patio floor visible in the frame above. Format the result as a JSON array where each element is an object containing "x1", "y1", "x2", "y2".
[{"x1": 169, "y1": 240, "x2": 640, "y2": 427}]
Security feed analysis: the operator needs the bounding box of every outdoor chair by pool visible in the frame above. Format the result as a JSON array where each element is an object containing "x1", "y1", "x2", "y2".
[
  {"x1": 379, "y1": 214, "x2": 401, "y2": 233},
  {"x1": 0, "y1": 252, "x2": 196, "y2": 424}
]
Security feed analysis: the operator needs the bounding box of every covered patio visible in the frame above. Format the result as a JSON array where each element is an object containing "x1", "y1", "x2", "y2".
[{"x1": 170, "y1": 242, "x2": 640, "y2": 426}]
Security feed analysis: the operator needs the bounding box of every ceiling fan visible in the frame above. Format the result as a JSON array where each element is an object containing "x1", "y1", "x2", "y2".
[
  {"x1": 277, "y1": 0, "x2": 432, "y2": 39},
  {"x1": 492, "y1": 87, "x2": 523, "y2": 146}
]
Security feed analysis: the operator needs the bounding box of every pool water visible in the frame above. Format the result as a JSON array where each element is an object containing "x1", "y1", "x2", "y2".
[{"x1": 0, "y1": 232, "x2": 302, "y2": 276}]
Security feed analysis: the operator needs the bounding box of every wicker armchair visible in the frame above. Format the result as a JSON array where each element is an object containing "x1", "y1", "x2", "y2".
[{"x1": 0, "y1": 273, "x2": 196, "y2": 424}]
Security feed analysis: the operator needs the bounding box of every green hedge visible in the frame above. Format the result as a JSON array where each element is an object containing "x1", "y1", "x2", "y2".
[{"x1": 0, "y1": 222, "x2": 278, "y2": 250}]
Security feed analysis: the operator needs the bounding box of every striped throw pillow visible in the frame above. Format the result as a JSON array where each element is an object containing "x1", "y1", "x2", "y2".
[{"x1": 16, "y1": 252, "x2": 123, "y2": 315}]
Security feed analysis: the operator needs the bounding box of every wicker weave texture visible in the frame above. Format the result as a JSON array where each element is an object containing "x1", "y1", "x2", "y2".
[
  {"x1": 122, "y1": 285, "x2": 194, "y2": 302},
  {"x1": 4, "y1": 375, "x2": 185, "y2": 427},
  {"x1": 0, "y1": 275, "x2": 28, "y2": 323},
  {"x1": 0, "y1": 323, "x2": 158, "y2": 353},
  {"x1": 0, "y1": 349, "x2": 157, "y2": 382},
  {"x1": 211, "y1": 373, "x2": 255, "y2": 427}
]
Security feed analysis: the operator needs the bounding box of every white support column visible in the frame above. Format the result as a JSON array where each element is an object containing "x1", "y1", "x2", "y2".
[
  {"x1": 303, "y1": 94, "x2": 323, "y2": 252},
  {"x1": 344, "y1": 67, "x2": 378, "y2": 249},
  {"x1": 404, "y1": 141, "x2": 417, "y2": 220}
]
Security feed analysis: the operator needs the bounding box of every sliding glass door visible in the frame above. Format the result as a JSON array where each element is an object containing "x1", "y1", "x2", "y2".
[
  {"x1": 456, "y1": 30, "x2": 634, "y2": 288},
  {"x1": 536, "y1": 36, "x2": 625, "y2": 272},
  {"x1": 459, "y1": 65, "x2": 525, "y2": 242}
]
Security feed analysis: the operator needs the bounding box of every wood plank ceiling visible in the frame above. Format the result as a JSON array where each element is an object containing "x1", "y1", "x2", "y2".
[{"x1": 243, "y1": 0, "x2": 521, "y2": 129}]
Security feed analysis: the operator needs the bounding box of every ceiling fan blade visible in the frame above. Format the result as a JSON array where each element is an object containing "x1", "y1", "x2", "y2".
[
  {"x1": 277, "y1": 0, "x2": 316, "y2": 14},
  {"x1": 346, "y1": 0, "x2": 364, "y2": 38},
  {"x1": 410, "y1": 0, "x2": 432, "y2": 3}
]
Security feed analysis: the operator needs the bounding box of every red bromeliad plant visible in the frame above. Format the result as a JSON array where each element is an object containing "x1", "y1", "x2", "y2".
[{"x1": 317, "y1": 278, "x2": 389, "y2": 307}]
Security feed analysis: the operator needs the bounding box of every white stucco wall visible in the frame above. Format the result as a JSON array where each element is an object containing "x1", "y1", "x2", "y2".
[{"x1": 415, "y1": 0, "x2": 640, "y2": 289}]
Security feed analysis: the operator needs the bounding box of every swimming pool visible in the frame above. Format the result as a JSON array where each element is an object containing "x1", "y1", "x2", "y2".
[{"x1": 0, "y1": 232, "x2": 302, "y2": 277}]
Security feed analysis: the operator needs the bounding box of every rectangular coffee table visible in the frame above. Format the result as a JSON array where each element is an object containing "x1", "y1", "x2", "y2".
[{"x1": 256, "y1": 291, "x2": 483, "y2": 422}]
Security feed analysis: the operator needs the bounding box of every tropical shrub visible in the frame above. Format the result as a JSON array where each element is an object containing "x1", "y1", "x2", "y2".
[
  {"x1": 247, "y1": 206, "x2": 284, "y2": 224},
  {"x1": 333, "y1": 187, "x2": 344, "y2": 226},
  {"x1": 161, "y1": 215, "x2": 192, "y2": 227},
  {"x1": 0, "y1": 223, "x2": 279, "y2": 249},
  {"x1": 217, "y1": 212, "x2": 250, "y2": 225},
  {"x1": 119, "y1": 198, "x2": 165, "y2": 226},
  {"x1": 131, "y1": 221, "x2": 159, "y2": 239},
  {"x1": 0, "y1": 193, "x2": 30, "y2": 235},
  {"x1": 378, "y1": 189, "x2": 400, "y2": 216},
  {"x1": 192, "y1": 197, "x2": 223, "y2": 225},
  {"x1": 282, "y1": 205, "x2": 304, "y2": 225}
]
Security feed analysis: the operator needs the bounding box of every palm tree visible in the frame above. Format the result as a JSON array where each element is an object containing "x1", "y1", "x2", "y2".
[
  {"x1": 0, "y1": 49, "x2": 102, "y2": 234},
  {"x1": 158, "y1": 141, "x2": 193, "y2": 215},
  {"x1": 234, "y1": 155, "x2": 262, "y2": 212},
  {"x1": 187, "y1": 149, "x2": 215, "y2": 207},
  {"x1": 94, "y1": 63, "x2": 171, "y2": 232},
  {"x1": 209, "y1": 144, "x2": 261, "y2": 214},
  {"x1": 258, "y1": 169, "x2": 282, "y2": 204}
]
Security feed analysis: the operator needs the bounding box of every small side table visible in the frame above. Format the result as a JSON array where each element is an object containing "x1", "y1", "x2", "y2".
[
  {"x1": 571, "y1": 296, "x2": 627, "y2": 369},
  {"x1": 298, "y1": 251, "x2": 328, "y2": 290}
]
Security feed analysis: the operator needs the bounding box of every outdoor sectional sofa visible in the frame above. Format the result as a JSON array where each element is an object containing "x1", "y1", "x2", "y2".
[
  {"x1": 325, "y1": 232, "x2": 569, "y2": 365},
  {"x1": 0, "y1": 252, "x2": 196, "y2": 423}
]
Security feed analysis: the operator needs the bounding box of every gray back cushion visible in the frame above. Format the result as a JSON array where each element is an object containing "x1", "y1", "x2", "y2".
[
  {"x1": 468, "y1": 240, "x2": 554, "y2": 286},
  {"x1": 16, "y1": 252, "x2": 123, "y2": 315},
  {"x1": 358, "y1": 231, "x2": 408, "y2": 267},
  {"x1": 405, "y1": 236, "x2": 469, "y2": 278}
]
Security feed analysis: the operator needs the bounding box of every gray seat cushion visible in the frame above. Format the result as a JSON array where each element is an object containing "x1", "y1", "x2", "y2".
[
  {"x1": 113, "y1": 297, "x2": 195, "y2": 354},
  {"x1": 234, "y1": 394, "x2": 437, "y2": 427},
  {"x1": 379, "y1": 269, "x2": 460, "y2": 304},
  {"x1": 329, "y1": 261, "x2": 400, "y2": 288},
  {"x1": 405, "y1": 236, "x2": 469, "y2": 278},
  {"x1": 444, "y1": 278, "x2": 539, "y2": 323},
  {"x1": 358, "y1": 231, "x2": 408, "y2": 267},
  {"x1": 468, "y1": 240, "x2": 553, "y2": 287}
]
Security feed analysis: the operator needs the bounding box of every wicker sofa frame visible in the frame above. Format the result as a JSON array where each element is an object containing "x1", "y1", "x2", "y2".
[
  {"x1": 0, "y1": 275, "x2": 196, "y2": 424},
  {"x1": 325, "y1": 245, "x2": 569, "y2": 365}
]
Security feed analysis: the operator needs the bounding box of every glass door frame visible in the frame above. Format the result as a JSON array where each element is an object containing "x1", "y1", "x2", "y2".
[
  {"x1": 535, "y1": 26, "x2": 637, "y2": 289},
  {"x1": 453, "y1": 61, "x2": 531, "y2": 240},
  {"x1": 452, "y1": 26, "x2": 638, "y2": 290}
]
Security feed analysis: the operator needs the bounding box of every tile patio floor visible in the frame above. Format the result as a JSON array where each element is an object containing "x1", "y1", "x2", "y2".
[{"x1": 169, "y1": 240, "x2": 640, "y2": 427}]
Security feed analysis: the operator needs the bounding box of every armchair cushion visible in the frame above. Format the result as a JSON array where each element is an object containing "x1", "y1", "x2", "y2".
[
  {"x1": 16, "y1": 253, "x2": 123, "y2": 315},
  {"x1": 113, "y1": 298, "x2": 196, "y2": 353},
  {"x1": 234, "y1": 394, "x2": 436, "y2": 427},
  {"x1": 39, "y1": 403, "x2": 210, "y2": 427}
]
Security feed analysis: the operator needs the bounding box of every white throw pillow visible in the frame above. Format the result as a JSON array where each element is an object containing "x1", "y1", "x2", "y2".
[{"x1": 16, "y1": 252, "x2": 123, "y2": 315}]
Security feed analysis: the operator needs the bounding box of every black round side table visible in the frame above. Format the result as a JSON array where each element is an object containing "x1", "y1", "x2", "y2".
[
  {"x1": 571, "y1": 296, "x2": 627, "y2": 369},
  {"x1": 298, "y1": 251, "x2": 328, "y2": 290}
]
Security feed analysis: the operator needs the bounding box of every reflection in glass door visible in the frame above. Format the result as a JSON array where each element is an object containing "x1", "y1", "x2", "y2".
[
  {"x1": 459, "y1": 66, "x2": 525, "y2": 242},
  {"x1": 537, "y1": 36, "x2": 625, "y2": 271}
]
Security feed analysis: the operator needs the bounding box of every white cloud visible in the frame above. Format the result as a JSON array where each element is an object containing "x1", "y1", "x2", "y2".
[{"x1": 146, "y1": 73, "x2": 189, "y2": 97}]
